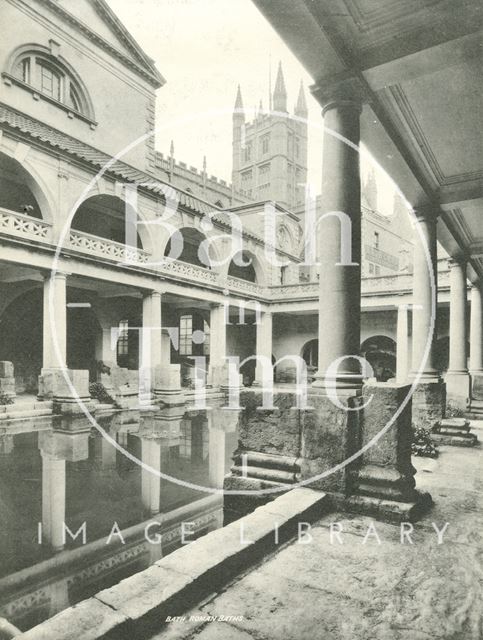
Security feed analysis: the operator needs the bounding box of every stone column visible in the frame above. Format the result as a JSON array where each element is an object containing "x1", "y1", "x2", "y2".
[
  {"x1": 141, "y1": 438, "x2": 161, "y2": 516},
  {"x1": 141, "y1": 290, "x2": 162, "y2": 396},
  {"x1": 40, "y1": 272, "x2": 90, "y2": 407},
  {"x1": 208, "y1": 303, "x2": 227, "y2": 386},
  {"x1": 446, "y1": 259, "x2": 470, "y2": 408},
  {"x1": 311, "y1": 85, "x2": 363, "y2": 393},
  {"x1": 207, "y1": 412, "x2": 226, "y2": 489},
  {"x1": 254, "y1": 311, "x2": 273, "y2": 385},
  {"x1": 410, "y1": 209, "x2": 444, "y2": 428},
  {"x1": 41, "y1": 453, "x2": 66, "y2": 552},
  {"x1": 410, "y1": 210, "x2": 439, "y2": 380},
  {"x1": 39, "y1": 429, "x2": 89, "y2": 551},
  {"x1": 396, "y1": 304, "x2": 410, "y2": 383},
  {"x1": 469, "y1": 284, "x2": 483, "y2": 373},
  {"x1": 43, "y1": 272, "x2": 67, "y2": 370}
]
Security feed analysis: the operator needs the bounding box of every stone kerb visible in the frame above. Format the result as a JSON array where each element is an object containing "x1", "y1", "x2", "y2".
[{"x1": 20, "y1": 488, "x2": 328, "y2": 640}]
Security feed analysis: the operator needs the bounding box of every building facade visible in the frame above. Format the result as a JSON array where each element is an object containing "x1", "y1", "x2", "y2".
[{"x1": 0, "y1": 0, "x2": 470, "y2": 409}]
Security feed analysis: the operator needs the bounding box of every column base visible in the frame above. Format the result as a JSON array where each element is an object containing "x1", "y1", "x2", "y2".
[
  {"x1": 153, "y1": 365, "x2": 186, "y2": 406},
  {"x1": 332, "y1": 490, "x2": 433, "y2": 524},
  {"x1": 411, "y1": 379, "x2": 445, "y2": 429},
  {"x1": 311, "y1": 372, "x2": 364, "y2": 393},
  {"x1": 431, "y1": 417, "x2": 478, "y2": 447},
  {"x1": 445, "y1": 371, "x2": 470, "y2": 410},
  {"x1": 470, "y1": 372, "x2": 483, "y2": 401},
  {"x1": 39, "y1": 368, "x2": 92, "y2": 414}
]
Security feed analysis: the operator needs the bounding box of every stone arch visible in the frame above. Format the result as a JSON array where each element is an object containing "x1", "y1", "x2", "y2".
[
  {"x1": 0, "y1": 287, "x2": 43, "y2": 393},
  {"x1": 226, "y1": 250, "x2": 266, "y2": 285},
  {"x1": 360, "y1": 335, "x2": 397, "y2": 382},
  {"x1": 0, "y1": 150, "x2": 54, "y2": 223},
  {"x1": 163, "y1": 226, "x2": 220, "y2": 269},
  {"x1": 71, "y1": 194, "x2": 153, "y2": 253}
]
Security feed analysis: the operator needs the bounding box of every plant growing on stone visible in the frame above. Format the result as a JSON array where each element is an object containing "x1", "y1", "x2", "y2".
[
  {"x1": 445, "y1": 402, "x2": 465, "y2": 418},
  {"x1": 89, "y1": 382, "x2": 115, "y2": 405},
  {"x1": 412, "y1": 426, "x2": 438, "y2": 458},
  {"x1": 0, "y1": 393, "x2": 13, "y2": 406}
]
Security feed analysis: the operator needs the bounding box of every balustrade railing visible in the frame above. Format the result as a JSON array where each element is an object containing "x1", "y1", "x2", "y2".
[
  {"x1": 0, "y1": 207, "x2": 51, "y2": 242},
  {"x1": 69, "y1": 229, "x2": 150, "y2": 264},
  {"x1": 160, "y1": 259, "x2": 219, "y2": 284}
]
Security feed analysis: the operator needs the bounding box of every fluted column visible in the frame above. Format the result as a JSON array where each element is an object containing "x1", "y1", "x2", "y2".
[
  {"x1": 470, "y1": 283, "x2": 483, "y2": 373},
  {"x1": 396, "y1": 304, "x2": 410, "y2": 383},
  {"x1": 43, "y1": 272, "x2": 67, "y2": 369},
  {"x1": 311, "y1": 83, "x2": 363, "y2": 392},
  {"x1": 410, "y1": 210, "x2": 439, "y2": 380},
  {"x1": 254, "y1": 311, "x2": 273, "y2": 385}
]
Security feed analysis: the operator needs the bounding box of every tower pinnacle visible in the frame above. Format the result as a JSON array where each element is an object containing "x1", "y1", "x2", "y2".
[
  {"x1": 273, "y1": 62, "x2": 287, "y2": 112},
  {"x1": 295, "y1": 81, "x2": 308, "y2": 117},
  {"x1": 234, "y1": 84, "x2": 244, "y2": 112}
]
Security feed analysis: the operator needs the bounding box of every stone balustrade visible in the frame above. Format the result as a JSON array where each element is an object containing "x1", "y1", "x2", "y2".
[
  {"x1": 69, "y1": 229, "x2": 151, "y2": 264},
  {"x1": 0, "y1": 206, "x2": 52, "y2": 242}
]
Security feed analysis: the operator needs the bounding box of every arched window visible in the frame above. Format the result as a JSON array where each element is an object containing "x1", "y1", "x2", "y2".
[{"x1": 5, "y1": 47, "x2": 95, "y2": 124}]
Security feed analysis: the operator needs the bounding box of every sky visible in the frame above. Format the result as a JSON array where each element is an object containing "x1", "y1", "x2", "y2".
[{"x1": 106, "y1": 0, "x2": 399, "y2": 211}]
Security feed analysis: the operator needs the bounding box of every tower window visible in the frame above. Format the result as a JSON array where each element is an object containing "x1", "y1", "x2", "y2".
[
  {"x1": 374, "y1": 231, "x2": 380, "y2": 249},
  {"x1": 244, "y1": 143, "x2": 252, "y2": 162},
  {"x1": 261, "y1": 134, "x2": 270, "y2": 155}
]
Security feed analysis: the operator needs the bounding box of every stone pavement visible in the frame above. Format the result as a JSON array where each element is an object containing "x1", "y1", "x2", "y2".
[{"x1": 152, "y1": 421, "x2": 483, "y2": 640}]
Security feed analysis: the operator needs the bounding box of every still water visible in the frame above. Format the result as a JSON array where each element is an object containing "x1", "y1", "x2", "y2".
[{"x1": 0, "y1": 406, "x2": 238, "y2": 632}]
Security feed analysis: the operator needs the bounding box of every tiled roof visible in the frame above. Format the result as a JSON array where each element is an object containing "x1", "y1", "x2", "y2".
[{"x1": 0, "y1": 103, "x2": 216, "y2": 216}]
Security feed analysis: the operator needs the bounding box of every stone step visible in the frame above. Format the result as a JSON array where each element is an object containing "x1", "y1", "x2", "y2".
[
  {"x1": 0, "y1": 408, "x2": 53, "y2": 421},
  {"x1": 430, "y1": 432, "x2": 478, "y2": 447},
  {"x1": 434, "y1": 418, "x2": 470, "y2": 433}
]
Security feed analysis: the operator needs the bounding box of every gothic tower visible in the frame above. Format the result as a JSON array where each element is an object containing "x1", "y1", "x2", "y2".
[{"x1": 231, "y1": 63, "x2": 308, "y2": 210}]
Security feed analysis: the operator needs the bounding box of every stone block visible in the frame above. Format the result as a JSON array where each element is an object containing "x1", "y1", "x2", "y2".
[
  {"x1": 445, "y1": 372, "x2": 471, "y2": 410},
  {"x1": 354, "y1": 383, "x2": 416, "y2": 502},
  {"x1": 237, "y1": 390, "x2": 301, "y2": 457},
  {"x1": 39, "y1": 430, "x2": 89, "y2": 461},
  {"x1": 471, "y1": 373, "x2": 483, "y2": 400},
  {"x1": 299, "y1": 391, "x2": 361, "y2": 495},
  {"x1": 155, "y1": 364, "x2": 181, "y2": 392},
  {"x1": 0, "y1": 361, "x2": 14, "y2": 378},
  {"x1": 96, "y1": 564, "x2": 195, "y2": 629},
  {"x1": 40, "y1": 368, "x2": 90, "y2": 402},
  {"x1": 411, "y1": 380, "x2": 445, "y2": 429}
]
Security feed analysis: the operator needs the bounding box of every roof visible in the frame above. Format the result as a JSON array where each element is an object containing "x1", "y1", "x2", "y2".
[
  {"x1": 0, "y1": 102, "x2": 216, "y2": 217},
  {"x1": 0, "y1": 103, "x2": 291, "y2": 251}
]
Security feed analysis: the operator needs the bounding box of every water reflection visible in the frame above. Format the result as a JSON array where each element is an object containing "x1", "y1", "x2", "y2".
[{"x1": 0, "y1": 405, "x2": 238, "y2": 632}]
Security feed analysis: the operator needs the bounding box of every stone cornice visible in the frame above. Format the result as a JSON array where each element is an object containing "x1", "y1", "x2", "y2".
[{"x1": 35, "y1": 0, "x2": 164, "y2": 88}]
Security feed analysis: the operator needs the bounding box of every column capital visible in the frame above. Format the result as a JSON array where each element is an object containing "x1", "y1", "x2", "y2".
[
  {"x1": 412, "y1": 206, "x2": 441, "y2": 225},
  {"x1": 42, "y1": 270, "x2": 69, "y2": 281},
  {"x1": 448, "y1": 257, "x2": 467, "y2": 269},
  {"x1": 311, "y1": 74, "x2": 366, "y2": 116}
]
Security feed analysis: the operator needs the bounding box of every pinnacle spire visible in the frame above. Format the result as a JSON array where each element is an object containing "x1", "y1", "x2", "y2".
[
  {"x1": 234, "y1": 84, "x2": 244, "y2": 110},
  {"x1": 273, "y1": 61, "x2": 287, "y2": 112},
  {"x1": 295, "y1": 81, "x2": 308, "y2": 116}
]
